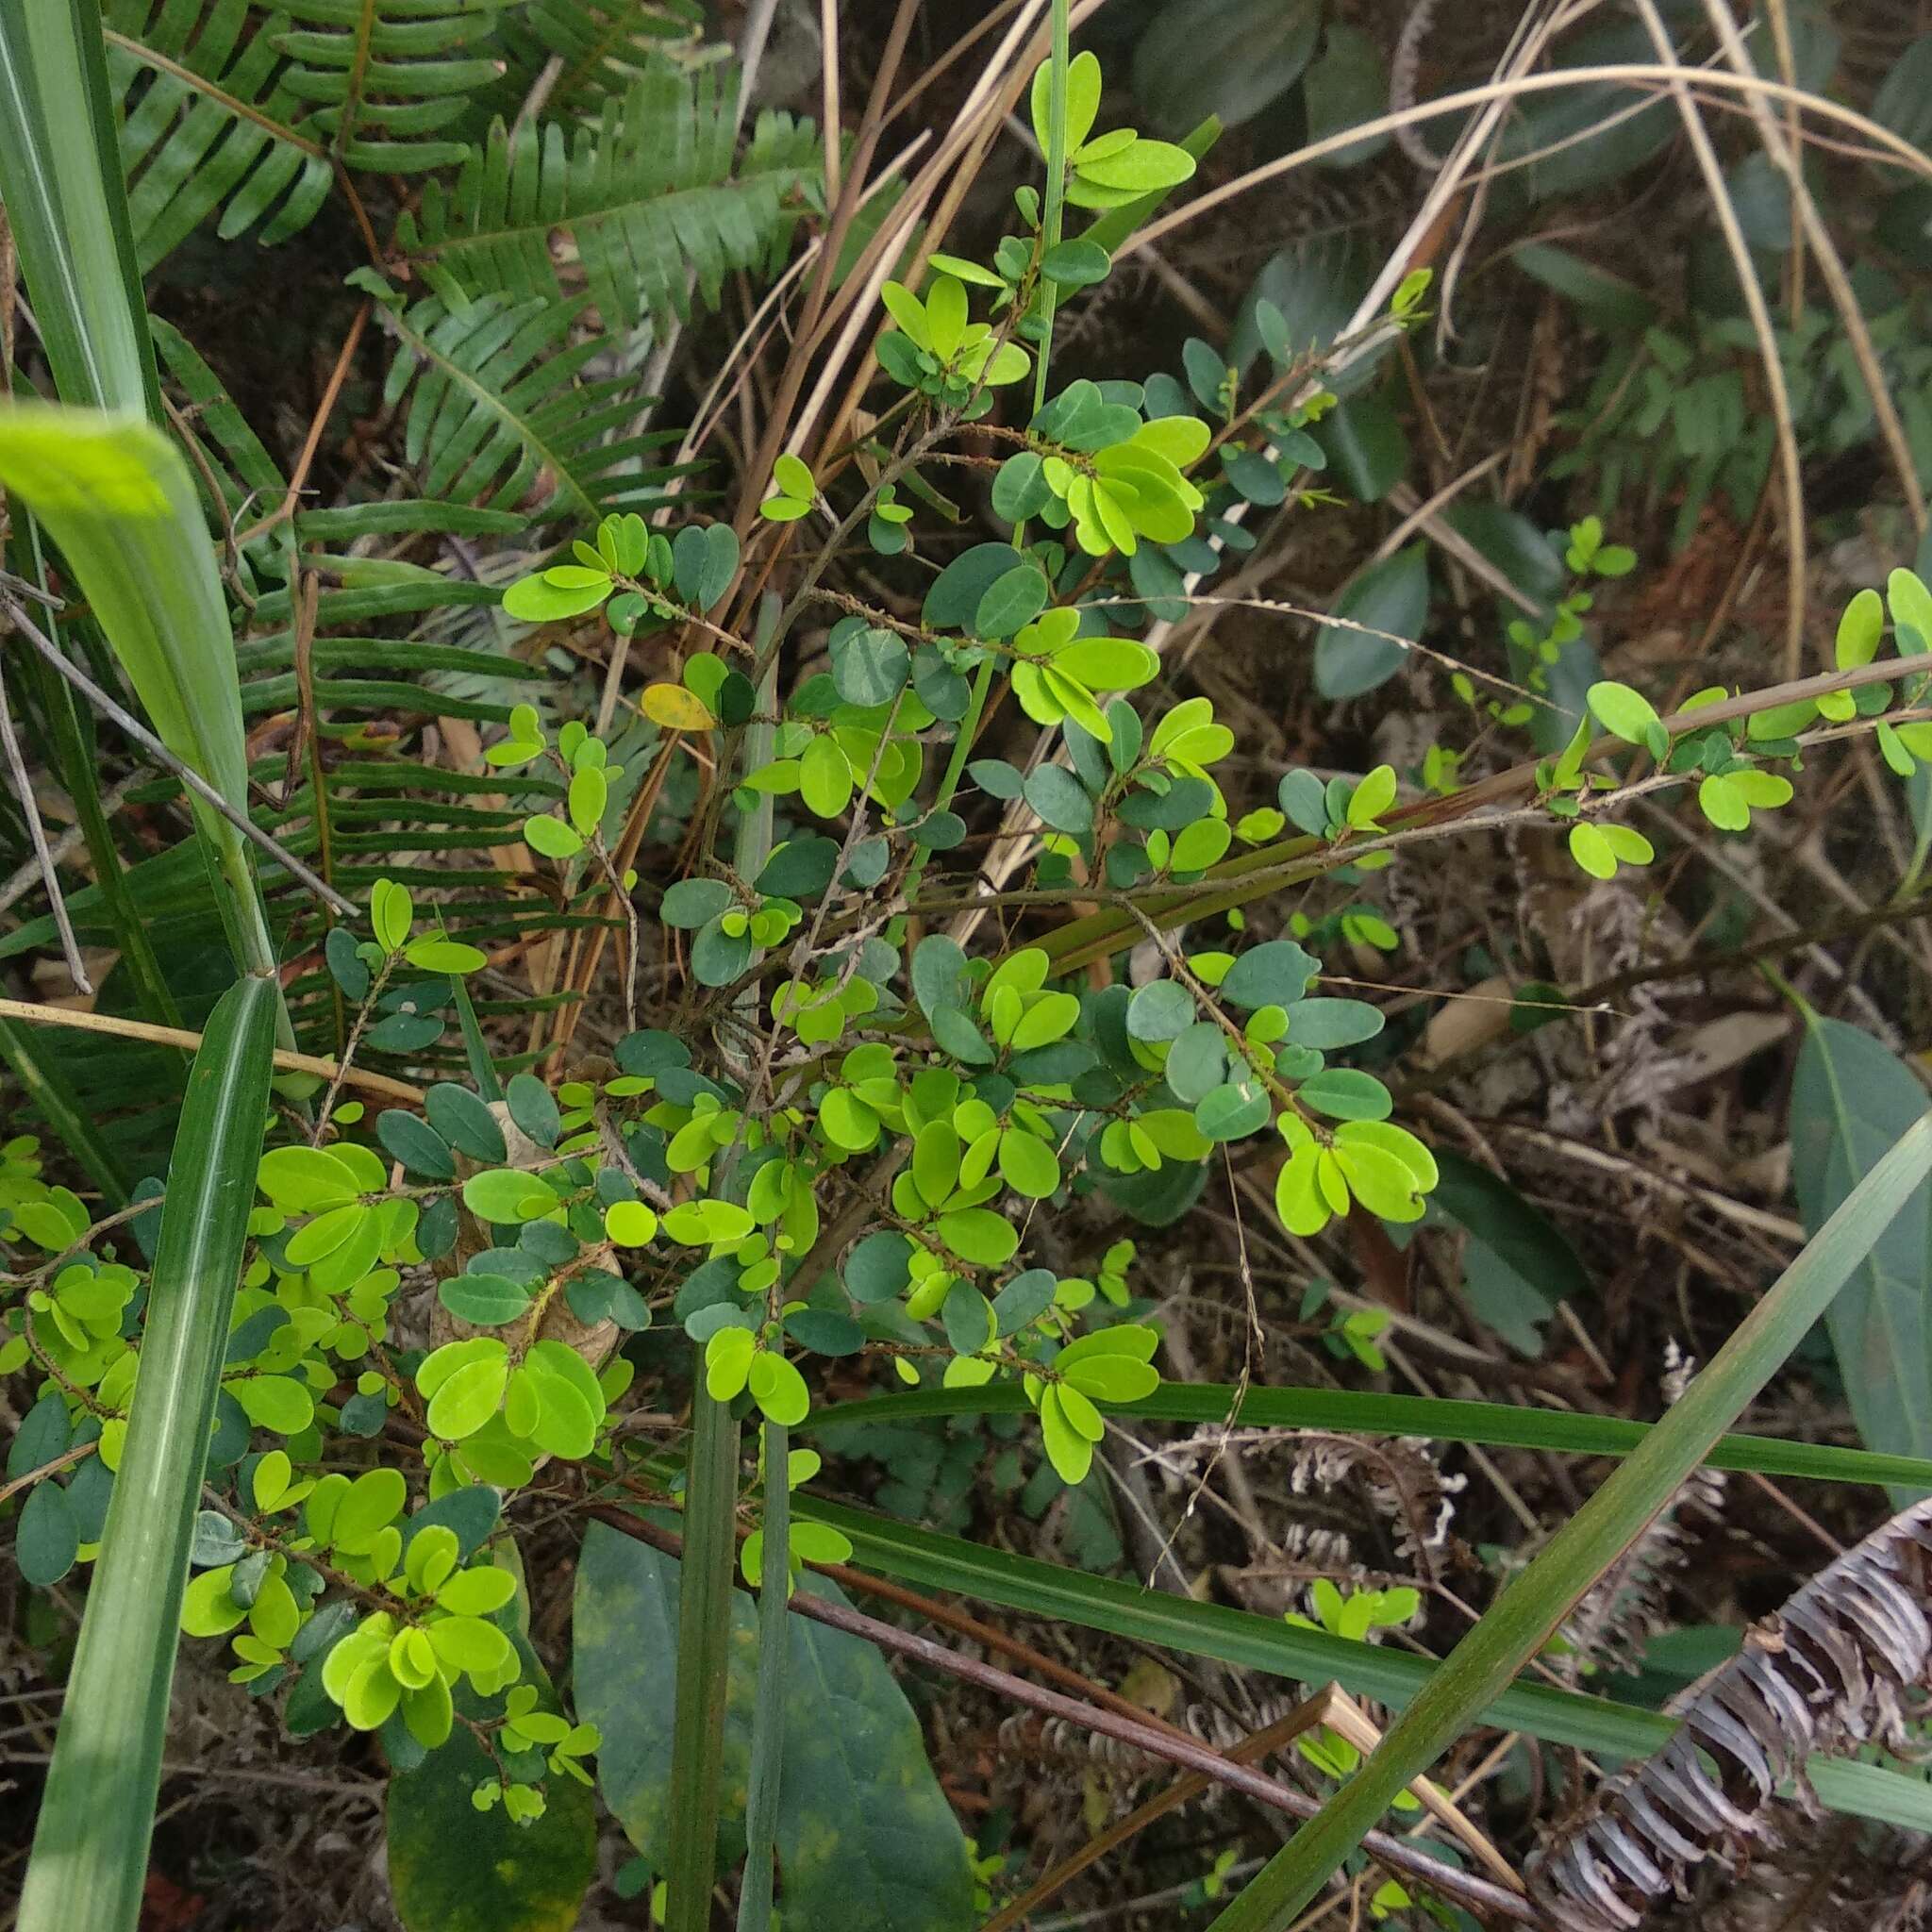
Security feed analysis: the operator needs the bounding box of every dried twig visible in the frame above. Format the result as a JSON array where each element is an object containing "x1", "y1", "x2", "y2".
[
  {"x1": 1629, "y1": 0, "x2": 1807, "y2": 681},
  {"x1": 0, "y1": 589, "x2": 356, "y2": 916},
  {"x1": 0, "y1": 654, "x2": 90, "y2": 991},
  {"x1": 0, "y1": 994, "x2": 423, "y2": 1102}
]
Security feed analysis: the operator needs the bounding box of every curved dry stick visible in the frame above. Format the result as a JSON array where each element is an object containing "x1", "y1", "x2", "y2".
[
  {"x1": 1695, "y1": 0, "x2": 1926, "y2": 538},
  {"x1": 1124, "y1": 63, "x2": 1932, "y2": 262},
  {"x1": 1630, "y1": 0, "x2": 1806, "y2": 682}
]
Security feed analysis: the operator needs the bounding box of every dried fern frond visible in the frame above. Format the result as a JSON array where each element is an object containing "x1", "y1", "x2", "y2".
[
  {"x1": 1526, "y1": 1494, "x2": 1932, "y2": 1931},
  {"x1": 1557, "y1": 1349, "x2": 1727, "y2": 1680},
  {"x1": 1672, "y1": 1815, "x2": 1931, "y2": 1932},
  {"x1": 1143, "y1": 1426, "x2": 1464, "y2": 1577}
]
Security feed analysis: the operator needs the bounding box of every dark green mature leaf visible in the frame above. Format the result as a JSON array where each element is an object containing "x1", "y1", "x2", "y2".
[
  {"x1": 844, "y1": 1232, "x2": 913, "y2": 1305},
  {"x1": 1024, "y1": 764, "x2": 1093, "y2": 834},
  {"x1": 1221, "y1": 941, "x2": 1318, "y2": 1009},
  {"x1": 1487, "y1": 18, "x2": 1673, "y2": 202},
  {"x1": 661, "y1": 878, "x2": 735, "y2": 928},
  {"x1": 830, "y1": 624, "x2": 910, "y2": 706},
  {"x1": 1442, "y1": 503, "x2": 1567, "y2": 621},
  {"x1": 506, "y1": 1073, "x2": 560, "y2": 1149},
  {"x1": 1301, "y1": 24, "x2": 1390, "y2": 168},
  {"x1": 377, "y1": 1110, "x2": 457, "y2": 1180},
  {"x1": 1281, "y1": 997, "x2": 1381, "y2": 1049},
  {"x1": 923, "y1": 543, "x2": 1025, "y2": 631},
  {"x1": 1313, "y1": 545, "x2": 1429, "y2": 700},
  {"x1": 425, "y1": 1083, "x2": 507, "y2": 1164},
  {"x1": 672, "y1": 522, "x2": 741, "y2": 611},
  {"x1": 757, "y1": 837, "x2": 841, "y2": 899},
  {"x1": 16, "y1": 1481, "x2": 80, "y2": 1587},
  {"x1": 439, "y1": 1274, "x2": 532, "y2": 1326},
  {"x1": 1791, "y1": 1013, "x2": 1932, "y2": 1497},
  {"x1": 910, "y1": 935, "x2": 968, "y2": 1022},
  {"x1": 1432, "y1": 1150, "x2": 1584, "y2": 1357},
  {"x1": 583, "y1": 1527, "x2": 755, "y2": 1870},
  {"x1": 1512, "y1": 242, "x2": 1657, "y2": 331},
  {"x1": 974, "y1": 563, "x2": 1048, "y2": 640},
  {"x1": 8, "y1": 1392, "x2": 74, "y2": 1481},
  {"x1": 1130, "y1": 0, "x2": 1318, "y2": 137},
  {"x1": 1875, "y1": 35, "x2": 1932, "y2": 152},
  {"x1": 692, "y1": 916, "x2": 753, "y2": 985},
  {"x1": 1308, "y1": 391, "x2": 1407, "y2": 502},
  {"x1": 1126, "y1": 980, "x2": 1193, "y2": 1042},
  {"x1": 575, "y1": 1524, "x2": 973, "y2": 1929},
  {"x1": 388, "y1": 1641, "x2": 595, "y2": 1932},
  {"x1": 774, "y1": 1576, "x2": 974, "y2": 1928}
]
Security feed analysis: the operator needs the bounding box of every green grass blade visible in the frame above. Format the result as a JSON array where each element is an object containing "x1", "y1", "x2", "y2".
[
  {"x1": 790, "y1": 1493, "x2": 1932, "y2": 1831},
  {"x1": 450, "y1": 975, "x2": 506, "y2": 1103},
  {"x1": 0, "y1": 408, "x2": 286, "y2": 1033},
  {"x1": 804, "y1": 1384, "x2": 1932, "y2": 1490},
  {"x1": 1207, "y1": 1108, "x2": 1932, "y2": 1932},
  {"x1": 0, "y1": 0, "x2": 159, "y2": 414},
  {"x1": 737, "y1": 1419, "x2": 790, "y2": 1932},
  {"x1": 693, "y1": 634, "x2": 776, "y2": 1929},
  {"x1": 0, "y1": 1014, "x2": 134, "y2": 1202},
  {"x1": 665, "y1": 1388, "x2": 742, "y2": 1932},
  {"x1": 1029, "y1": 0, "x2": 1071, "y2": 416},
  {"x1": 17, "y1": 974, "x2": 276, "y2": 1932}
]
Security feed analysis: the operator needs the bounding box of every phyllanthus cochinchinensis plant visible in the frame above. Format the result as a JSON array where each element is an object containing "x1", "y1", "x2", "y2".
[{"x1": 11, "y1": 23, "x2": 1932, "y2": 1932}]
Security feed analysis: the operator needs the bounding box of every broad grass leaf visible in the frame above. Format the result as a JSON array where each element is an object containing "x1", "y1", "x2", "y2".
[
  {"x1": 1791, "y1": 1013, "x2": 1932, "y2": 1500},
  {"x1": 1130, "y1": 0, "x2": 1320, "y2": 137},
  {"x1": 1431, "y1": 1150, "x2": 1584, "y2": 1357},
  {"x1": 1314, "y1": 545, "x2": 1429, "y2": 699},
  {"x1": 576, "y1": 1523, "x2": 973, "y2": 1929},
  {"x1": 388, "y1": 1641, "x2": 592, "y2": 1932}
]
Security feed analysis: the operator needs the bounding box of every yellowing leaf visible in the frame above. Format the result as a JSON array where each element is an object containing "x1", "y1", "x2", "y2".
[{"x1": 641, "y1": 684, "x2": 716, "y2": 731}]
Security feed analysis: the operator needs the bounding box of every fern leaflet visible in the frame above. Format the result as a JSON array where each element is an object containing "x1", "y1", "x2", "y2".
[
  {"x1": 275, "y1": 0, "x2": 509, "y2": 172},
  {"x1": 490, "y1": 0, "x2": 705, "y2": 117},
  {"x1": 394, "y1": 62, "x2": 818, "y2": 331},
  {"x1": 104, "y1": 0, "x2": 333, "y2": 269},
  {"x1": 372, "y1": 288, "x2": 689, "y2": 520}
]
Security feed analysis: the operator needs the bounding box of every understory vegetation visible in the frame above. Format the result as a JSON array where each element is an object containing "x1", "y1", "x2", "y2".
[{"x1": 8, "y1": 2, "x2": 1932, "y2": 1929}]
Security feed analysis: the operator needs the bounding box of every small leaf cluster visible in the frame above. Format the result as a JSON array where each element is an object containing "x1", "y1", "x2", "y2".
[{"x1": 501, "y1": 509, "x2": 740, "y2": 634}]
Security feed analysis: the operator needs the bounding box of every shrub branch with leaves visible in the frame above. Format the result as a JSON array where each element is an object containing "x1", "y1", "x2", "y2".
[{"x1": 11, "y1": 6, "x2": 1932, "y2": 1932}]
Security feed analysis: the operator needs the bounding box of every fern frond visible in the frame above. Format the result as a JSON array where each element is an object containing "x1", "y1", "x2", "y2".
[
  {"x1": 375, "y1": 291, "x2": 688, "y2": 520},
  {"x1": 491, "y1": 0, "x2": 706, "y2": 116},
  {"x1": 103, "y1": 0, "x2": 334, "y2": 269},
  {"x1": 394, "y1": 64, "x2": 818, "y2": 331},
  {"x1": 275, "y1": 0, "x2": 508, "y2": 172}
]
